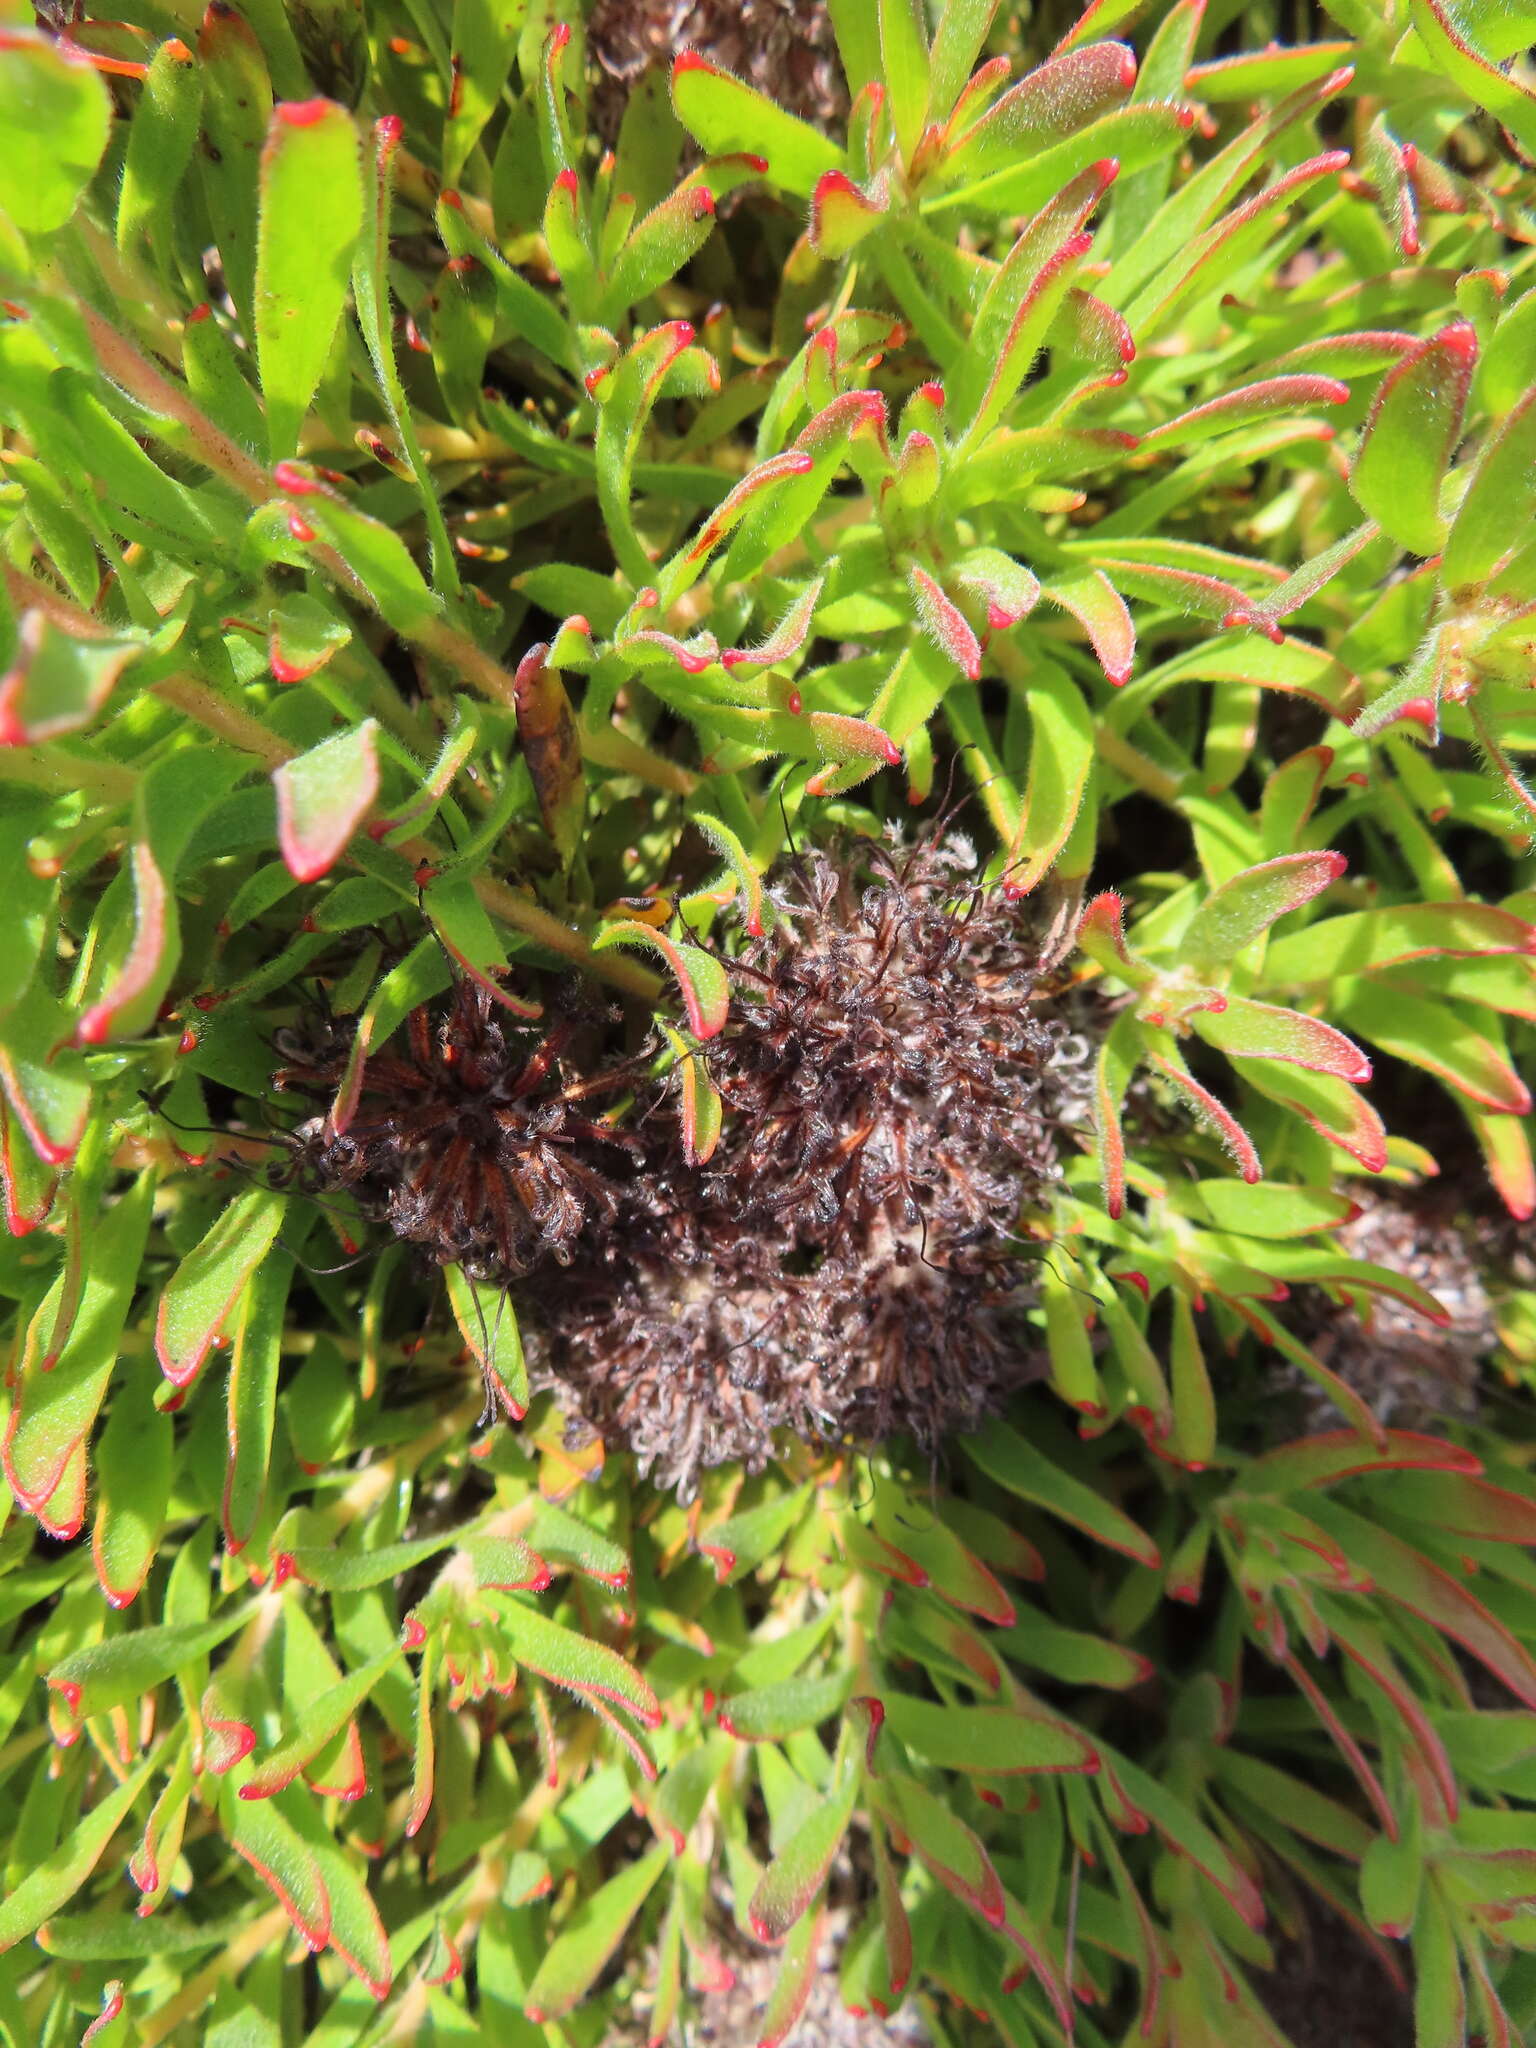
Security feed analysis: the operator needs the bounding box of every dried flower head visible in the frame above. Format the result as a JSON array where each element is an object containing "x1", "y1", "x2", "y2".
[
  {"x1": 535, "y1": 829, "x2": 1078, "y2": 1494},
  {"x1": 1285, "y1": 1189, "x2": 1497, "y2": 1427},
  {"x1": 273, "y1": 977, "x2": 638, "y2": 1282}
]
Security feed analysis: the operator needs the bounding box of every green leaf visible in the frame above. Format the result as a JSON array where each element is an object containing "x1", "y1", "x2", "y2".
[
  {"x1": 992, "y1": 1609, "x2": 1151, "y2": 1690},
  {"x1": 882, "y1": 1693, "x2": 1098, "y2": 1775},
  {"x1": 1192, "y1": 994, "x2": 1371, "y2": 1084},
  {"x1": 1375, "y1": 1471, "x2": 1536, "y2": 1546},
  {"x1": 4, "y1": 1170, "x2": 154, "y2": 1526},
  {"x1": 927, "y1": 0, "x2": 1001, "y2": 123},
  {"x1": 1409, "y1": 0, "x2": 1536, "y2": 157},
  {"x1": 671, "y1": 53, "x2": 840, "y2": 198},
  {"x1": 591, "y1": 919, "x2": 730, "y2": 1038},
  {"x1": 1245, "y1": 1429, "x2": 1480, "y2": 1492},
  {"x1": 228, "y1": 1790, "x2": 332, "y2": 1951},
  {"x1": 155, "y1": 1186, "x2": 287, "y2": 1390},
  {"x1": 879, "y1": 0, "x2": 930, "y2": 165},
  {"x1": 1187, "y1": 41, "x2": 1355, "y2": 99},
  {"x1": 444, "y1": 1265, "x2": 529, "y2": 1420},
  {"x1": 273, "y1": 719, "x2": 379, "y2": 884},
  {"x1": 961, "y1": 1418, "x2": 1161, "y2": 1567},
  {"x1": 695, "y1": 1485, "x2": 814, "y2": 1583},
  {"x1": 869, "y1": 1773, "x2": 1005, "y2": 1926},
  {"x1": 196, "y1": 2, "x2": 273, "y2": 333},
  {"x1": 1350, "y1": 323, "x2": 1477, "y2": 557},
  {"x1": 1263, "y1": 902, "x2": 1536, "y2": 986},
  {"x1": 524, "y1": 1502, "x2": 626, "y2": 1590},
  {"x1": 1443, "y1": 385, "x2": 1536, "y2": 590},
  {"x1": 1482, "y1": 283, "x2": 1536, "y2": 418},
  {"x1": 255, "y1": 100, "x2": 363, "y2": 459},
  {"x1": 1307, "y1": 1499, "x2": 1536, "y2": 1709},
  {"x1": 1099, "y1": 1749, "x2": 1265, "y2": 1927},
  {"x1": 719, "y1": 1670, "x2": 852, "y2": 1741},
  {"x1": 1043, "y1": 568, "x2": 1134, "y2": 687},
  {"x1": 49, "y1": 1605, "x2": 256, "y2": 1725},
  {"x1": 941, "y1": 41, "x2": 1135, "y2": 187},
  {"x1": 240, "y1": 1643, "x2": 402, "y2": 1801},
  {"x1": 598, "y1": 180, "x2": 719, "y2": 330},
  {"x1": 0, "y1": 614, "x2": 141, "y2": 744},
  {"x1": 1176, "y1": 852, "x2": 1345, "y2": 968},
  {"x1": 1003, "y1": 663, "x2": 1095, "y2": 896},
  {"x1": 1410, "y1": 1881, "x2": 1467, "y2": 2048},
  {"x1": 307, "y1": 1831, "x2": 392, "y2": 2000},
  {"x1": 443, "y1": 0, "x2": 530, "y2": 184},
  {"x1": 91, "y1": 1370, "x2": 173, "y2": 1611},
  {"x1": 0, "y1": 31, "x2": 111, "y2": 235},
  {"x1": 748, "y1": 1772, "x2": 858, "y2": 1941},
  {"x1": 0, "y1": 1744, "x2": 161, "y2": 1954},
  {"x1": 275, "y1": 469, "x2": 441, "y2": 638},
  {"x1": 953, "y1": 163, "x2": 1114, "y2": 448},
  {"x1": 268, "y1": 592, "x2": 351, "y2": 684},
  {"x1": 222, "y1": 1253, "x2": 289, "y2": 1554},
  {"x1": 1337, "y1": 979, "x2": 1530, "y2": 1113},
  {"x1": 289, "y1": 1531, "x2": 464, "y2": 1592},
  {"x1": 0, "y1": 978, "x2": 93, "y2": 1167},
  {"x1": 1239, "y1": 1057, "x2": 1389, "y2": 1171},
  {"x1": 491, "y1": 1598, "x2": 661, "y2": 1728},
  {"x1": 116, "y1": 38, "x2": 202, "y2": 253},
  {"x1": 523, "y1": 1844, "x2": 670, "y2": 2022}
]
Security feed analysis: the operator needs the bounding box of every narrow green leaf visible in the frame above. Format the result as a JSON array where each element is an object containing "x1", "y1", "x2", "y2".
[
  {"x1": 719, "y1": 1671, "x2": 852, "y2": 1742},
  {"x1": 240, "y1": 1643, "x2": 402, "y2": 1801},
  {"x1": 869, "y1": 1773, "x2": 1006, "y2": 1926},
  {"x1": 524, "y1": 1845, "x2": 669, "y2": 2021},
  {"x1": 222, "y1": 1253, "x2": 290, "y2": 1553},
  {"x1": 91, "y1": 1371, "x2": 173, "y2": 1611},
  {"x1": 444, "y1": 1265, "x2": 529, "y2": 1420},
  {"x1": 961, "y1": 1418, "x2": 1161, "y2": 1567},
  {"x1": 1176, "y1": 852, "x2": 1345, "y2": 968},
  {"x1": 591, "y1": 919, "x2": 730, "y2": 1039},
  {"x1": 1350, "y1": 323, "x2": 1477, "y2": 557},
  {"x1": 1409, "y1": 0, "x2": 1536, "y2": 156},
  {"x1": 749, "y1": 1773, "x2": 858, "y2": 1941},
  {"x1": 1003, "y1": 663, "x2": 1095, "y2": 896},
  {"x1": 0, "y1": 1746, "x2": 161, "y2": 1954},
  {"x1": 1263, "y1": 903, "x2": 1536, "y2": 987},
  {"x1": 116, "y1": 38, "x2": 202, "y2": 252},
  {"x1": 254, "y1": 101, "x2": 363, "y2": 457},
  {"x1": 1443, "y1": 385, "x2": 1536, "y2": 589},
  {"x1": 492, "y1": 1598, "x2": 662, "y2": 1728},
  {"x1": 228, "y1": 1790, "x2": 332, "y2": 1951},
  {"x1": 882, "y1": 1693, "x2": 1097, "y2": 1775},
  {"x1": 49, "y1": 1606, "x2": 256, "y2": 1725},
  {"x1": 155, "y1": 1186, "x2": 287, "y2": 1390},
  {"x1": 879, "y1": 0, "x2": 930, "y2": 165}
]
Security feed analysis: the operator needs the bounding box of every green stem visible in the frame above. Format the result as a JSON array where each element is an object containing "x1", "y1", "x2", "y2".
[{"x1": 0, "y1": 744, "x2": 138, "y2": 802}]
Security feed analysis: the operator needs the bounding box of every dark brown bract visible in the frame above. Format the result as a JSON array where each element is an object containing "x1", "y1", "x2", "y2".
[
  {"x1": 273, "y1": 979, "x2": 638, "y2": 1282},
  {"x1": 535, "y1": 830, "x2": 1074, "y2": 1494}
]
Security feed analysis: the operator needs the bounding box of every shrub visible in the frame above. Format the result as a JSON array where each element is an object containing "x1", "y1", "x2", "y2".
[{"x1": 1, "y1": 1, "x2": 1534, "y2": 2043}]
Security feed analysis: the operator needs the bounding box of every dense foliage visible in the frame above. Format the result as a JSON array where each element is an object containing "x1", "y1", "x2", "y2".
[{"x1": 0, "y1": 0, "x2": 1534, "y2": 2043}]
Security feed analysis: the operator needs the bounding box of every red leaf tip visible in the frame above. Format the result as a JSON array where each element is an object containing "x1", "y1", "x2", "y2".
[
  {"x1": 275, "y1": 97, "x2": 334, "y2": 127},
  {"x1": 1440, "y1": 320, "x2": 1478, "y2": 360}
]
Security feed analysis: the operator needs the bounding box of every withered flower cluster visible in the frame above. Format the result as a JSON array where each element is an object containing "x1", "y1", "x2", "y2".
[
  {"x1": 273, "y1": 987, "x2": 637, "y2": 1280},
  {"x1": 272, "y1": 830, "x2": 1078, "y2": 1495}
]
